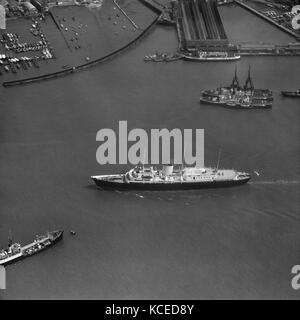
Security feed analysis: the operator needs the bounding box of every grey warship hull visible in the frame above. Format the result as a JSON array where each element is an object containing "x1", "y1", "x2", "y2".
[{"x1": 199, "y1": 97, "x2": 272, "y2": 109}]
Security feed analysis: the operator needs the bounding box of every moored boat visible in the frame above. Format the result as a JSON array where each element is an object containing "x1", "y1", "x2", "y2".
[
  {"x1": 144, "y1": 52, "x2": 182, "y2": 62},
  {"x1": 281, "y1": 89, "x2": 300, "y2": 97},
  {"x1": 200, "y1": 67, "x2": 273, "y2": 109}
]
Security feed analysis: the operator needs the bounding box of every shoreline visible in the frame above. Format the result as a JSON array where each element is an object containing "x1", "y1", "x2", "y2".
[{"x1": 1, "y1": 3, "x2": 160, "y2": 87}]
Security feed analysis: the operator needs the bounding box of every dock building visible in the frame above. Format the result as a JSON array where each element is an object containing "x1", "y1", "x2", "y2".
[{"x1": 176, "y1": 0, "x2": 237, "y2": 54}]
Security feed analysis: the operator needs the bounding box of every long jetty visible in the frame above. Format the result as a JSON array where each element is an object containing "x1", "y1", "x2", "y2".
[
  {"x1": 113, "y1": 0, "x2": 139, "y2": 29},
  {"x1": 139, "y1": 0, "x2": 163, "y2": 14},
  {"x1": 237, "y1": 42, "x2": 300, "y2": 56}
]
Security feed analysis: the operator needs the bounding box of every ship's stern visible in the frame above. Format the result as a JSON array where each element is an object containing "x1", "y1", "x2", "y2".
[{"x1": 235, "y1": 172, "x2": 251, "y2": 184}]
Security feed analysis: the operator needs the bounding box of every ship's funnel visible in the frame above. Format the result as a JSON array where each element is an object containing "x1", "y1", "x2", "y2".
[{"x1": 162, "y1": 165, "x2": 173, "y2": 176}]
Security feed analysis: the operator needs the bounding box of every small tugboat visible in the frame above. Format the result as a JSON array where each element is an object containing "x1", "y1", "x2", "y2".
[
  {"x1": 200, "y1": 67, "x2": 273, "y2": 109},
  {"x1": 281, "y1": 89, "x2": 300, "y2": 98},
  {"x1": 144, "y1": 52, "x2": 182, "y2": 62},
  {"x1": 0, "y1": 230, "x2": 63, "y2": 266},
  {"x1": 91, "y1": 164, "x2": 251, "y2": 191}
]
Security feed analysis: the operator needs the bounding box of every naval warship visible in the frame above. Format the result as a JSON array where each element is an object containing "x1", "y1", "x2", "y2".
[
  {"x1": 91, "y1": 164, "x2": 251, "y2": 191},
  {"x1": 200, "y1": 67, "x2": 273, "y2": 109},
  {"x1": 0, "y1": 230, "x2": 63, "y2": 266}
]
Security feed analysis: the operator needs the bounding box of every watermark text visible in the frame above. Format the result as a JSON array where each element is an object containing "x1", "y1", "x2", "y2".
[{"x1": 96, "y1": 121, "x2": 204, "y2": 167}]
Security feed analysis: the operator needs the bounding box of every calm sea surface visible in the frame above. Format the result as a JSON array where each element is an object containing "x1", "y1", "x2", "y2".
[{"x1": 0, "y1": 5, "x2": 299, "y2": 299}]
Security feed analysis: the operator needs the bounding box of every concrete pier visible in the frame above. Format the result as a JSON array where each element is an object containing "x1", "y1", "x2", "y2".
[{"x1": 237, "y1": 42, "x2": 300, "y2": 56}]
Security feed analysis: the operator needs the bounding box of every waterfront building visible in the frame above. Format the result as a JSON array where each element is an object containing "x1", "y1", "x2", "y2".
[{"x1": 176, "y1": 0, "x2": 237, "y2": 53}]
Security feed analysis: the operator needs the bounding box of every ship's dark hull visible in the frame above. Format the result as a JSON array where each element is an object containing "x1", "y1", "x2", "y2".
[
  {"x1": 281, "y1": 91, "x2": 300, "y2": 97},
  {"x1": 1, "y1": 231, "x2": 63, "y2": 267},
  {"x1": 200, "y1": 98, "x2": 272, "y2": 109},
  {"x1": 92, "y1": 178, "x2": 250, "y2": 191},
  {"x1": 1, "y1": 254, "x2": 25, "y2": 267}
]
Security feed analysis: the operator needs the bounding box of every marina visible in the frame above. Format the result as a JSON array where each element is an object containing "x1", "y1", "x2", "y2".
[
  {"x1": 0, "y1": 1, "x2": 160, "y2": 86},
  {"x1": 0, "y1": 0, "x2": 300, "y2": 86},
  {"x1": 2, "y1": 16, "x2": 159, "y2": 87}
]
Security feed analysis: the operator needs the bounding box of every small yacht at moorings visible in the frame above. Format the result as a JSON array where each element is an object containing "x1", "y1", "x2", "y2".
[{"x1": 91, "y1": 164, "x2": 251, "y2": 191}]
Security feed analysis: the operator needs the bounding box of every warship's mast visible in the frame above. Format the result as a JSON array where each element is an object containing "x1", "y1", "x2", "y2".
[
  {"x1": 244, "y1": 66, "x2": 254, "y2": 90},
  {"x1": 216, "y1": 149, "x2": 221, "y2": 171},
  {"x1": 8, "y1": 230, "x2": 12, "y2": 247},
  {"x1": 231, "y1": 66, "x2": 240, "y2": 89}
]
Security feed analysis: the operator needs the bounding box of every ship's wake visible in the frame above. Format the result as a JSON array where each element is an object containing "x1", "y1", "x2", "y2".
[{"x1": 249, "y1": 180, "x2": 300, "y2": 185}]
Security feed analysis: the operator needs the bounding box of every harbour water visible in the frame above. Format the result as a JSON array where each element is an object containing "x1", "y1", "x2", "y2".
[{"x1": 0, "y1": 5, "x2": 299, "y2": 299}]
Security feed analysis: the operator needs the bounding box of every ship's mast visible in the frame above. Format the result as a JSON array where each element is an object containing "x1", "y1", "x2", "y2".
[
  {"x1": 216, "y1": 149, "x2": 222, "y2": 171},
  {"x1": 231, "y1": 66, "x2": 240, "y2": 89},
  {"x1": 182, "y1": 145, "x2": 185, "y2": 172},
  {"x1": 8, "y1": 230, "x2": 12, "y2": 247},
  {"x1": 244, "y1": 65, "x2": 254, "y2": 90},
  {"x1": 142, "y1": 148, "x2": 146, "y2": 172}
]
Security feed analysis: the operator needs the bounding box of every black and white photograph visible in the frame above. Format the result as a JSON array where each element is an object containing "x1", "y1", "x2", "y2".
[{"x1": 0, "y1": 0, "x2": 299, "y2": 302}]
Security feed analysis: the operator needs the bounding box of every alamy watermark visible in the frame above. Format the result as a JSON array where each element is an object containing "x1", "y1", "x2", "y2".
[
  {"x1": 96, "y1": 121, "x2": 204, "y2": 167},
  {"x1": 292, "y1": 5, "x2": 300, "y2": 30},
  {"x1": 291, "y1": 265, "x2": 300, "y2": 290}
]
